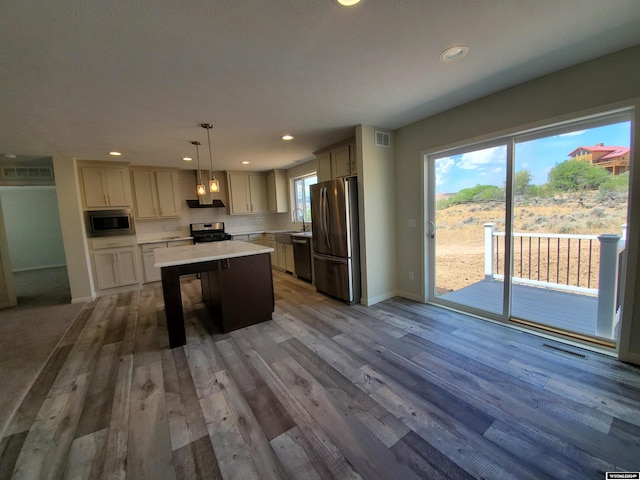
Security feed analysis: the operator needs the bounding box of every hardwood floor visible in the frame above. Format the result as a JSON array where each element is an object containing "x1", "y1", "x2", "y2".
[{"x1": 1, "y1": 270, "x2": 639, "y2": 479}]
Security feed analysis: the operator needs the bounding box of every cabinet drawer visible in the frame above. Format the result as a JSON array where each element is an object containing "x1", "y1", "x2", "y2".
[
  {"x1": 140, "y1": 242, "x2": 168, "y2": 253},
  {"x1": 91, "y1": 236, "x2": 137, "y2": 250},
  {"x1": 167, "y1": 240, "x2": 192, "y2": 247},
  {"x1": 249, "y1": 233, "x2": 263, "y2": 242}
]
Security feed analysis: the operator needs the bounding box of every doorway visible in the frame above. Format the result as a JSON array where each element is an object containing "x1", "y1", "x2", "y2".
[
  {"x1": 427, "y1": 110, "x2": 632, "y2": 345},
  {"x1": 0, "y1": 185, "x2": 71, "y2": 308}
]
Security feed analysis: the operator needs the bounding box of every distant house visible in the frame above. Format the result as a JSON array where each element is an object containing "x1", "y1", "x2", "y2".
[{"x1": 568, "y1": 143, "x2": 630, "y2": 175}]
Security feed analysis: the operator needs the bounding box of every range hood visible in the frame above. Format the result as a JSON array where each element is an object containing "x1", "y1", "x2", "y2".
[{"x1": 186, "y1": 199, "x2": 226, "y2": 208}]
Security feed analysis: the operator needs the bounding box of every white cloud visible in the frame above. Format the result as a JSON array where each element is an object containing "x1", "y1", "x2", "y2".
[
  {"x1": 458, "y1": 146, "x2": 505, "y2": 170},
  {"x1": 435, "y1": 156, "x2": 455, "y2": 186},
  {"x1": 559, "y1": 130, "x2": 586, "y2": 137}
]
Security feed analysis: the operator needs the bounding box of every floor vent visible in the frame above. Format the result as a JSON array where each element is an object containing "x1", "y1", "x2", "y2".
[{"x1": 542, "y1": 343, "x2": 587, "y2": 359}]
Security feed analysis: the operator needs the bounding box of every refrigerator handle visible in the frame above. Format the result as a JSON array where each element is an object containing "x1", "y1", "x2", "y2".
[{"x1": 323, "y1": 187, "x2": 330, "y2": 249}]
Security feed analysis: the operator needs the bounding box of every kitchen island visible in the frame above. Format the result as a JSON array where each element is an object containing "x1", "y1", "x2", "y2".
[{"x1": 154, "y1": 241, "x2": 275, "y2": 348}]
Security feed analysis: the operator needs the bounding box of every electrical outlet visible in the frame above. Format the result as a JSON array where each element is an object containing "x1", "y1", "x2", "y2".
[
  {"x1": 408, "y1": 271, "x2": 414, "y2": 281},
  {"x1": 408, "y1": 218, "x2": 416, "y2": 228}
]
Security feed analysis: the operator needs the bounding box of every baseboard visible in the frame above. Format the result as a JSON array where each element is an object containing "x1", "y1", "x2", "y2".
[
  {"x1": 618, "y1": 350, "x2": 640, "y2": 366},
  {"x1": 12, "y1": 264, "x2": 66, "y2": 273},
  {"x1": 394, "y1": 290, "x2": 425, "y2": 303},
  {"x1": 361, "y1": 291, "x2": 397, "y2": 306},
  {"x1": 72, "y1": 295, "x2": 95, "y2": 304}
]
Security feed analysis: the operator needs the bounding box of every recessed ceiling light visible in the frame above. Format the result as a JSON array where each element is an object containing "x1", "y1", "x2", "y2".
[
  {"x1": 109, "y1": 151, "x2": 122, "y2": 156},
  {"x1": 282, "y1": 134, "x2": 294, "y2": 141},
  {"x1": 182, "y1": 157, "x2": 192, "y2": 162},
  {"x1": 241, "y1": 161, "x2": 250, "y2": 165},
  {"x1": 336, "y1": 0, "x2": 361, "y2": 5},
  {"x1": 439, "y1": 45, "x2": 469, "y2": 63}
]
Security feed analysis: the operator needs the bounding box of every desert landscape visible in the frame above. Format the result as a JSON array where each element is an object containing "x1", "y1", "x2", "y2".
[{"x1": 434, "y1": 192, "x2": 628, "y2": 294}]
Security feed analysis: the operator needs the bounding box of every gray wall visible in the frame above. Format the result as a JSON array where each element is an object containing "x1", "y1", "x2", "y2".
[
  {"x1": 393, "y1": 45, "x2": 640, "y2": 362},
  {"x1": 0, "y1": 186, "x2": 66, "y2": 271}
]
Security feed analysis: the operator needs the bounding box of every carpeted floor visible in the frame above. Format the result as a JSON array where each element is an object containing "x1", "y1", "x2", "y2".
[
  {"x1": 11, "y1": 266, "x2": 72, "y2": 308},
  {"x1": 0, "y1": 267, "x2": 85, "y2": 437}
]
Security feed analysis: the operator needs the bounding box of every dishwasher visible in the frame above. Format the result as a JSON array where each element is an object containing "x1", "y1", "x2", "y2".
[{"x1": 292, "y1": 235, "x2": 312, "y2": 282}]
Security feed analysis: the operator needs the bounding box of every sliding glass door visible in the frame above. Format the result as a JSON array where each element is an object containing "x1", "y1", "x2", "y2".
[
  {"x1": 427, "y1": 110, "x2": 632, "y2": 345},
  {"x1": 429, "y1": 142, "x2": 509, "y2": 317},
  {"x1": 510, "y1": 120, "x2": 631, "y2": 343}
]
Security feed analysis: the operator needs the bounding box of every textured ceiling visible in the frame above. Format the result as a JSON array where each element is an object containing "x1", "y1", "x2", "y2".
[{"x1": 1, "y1": 0, "x2": 640, "y2": 171}]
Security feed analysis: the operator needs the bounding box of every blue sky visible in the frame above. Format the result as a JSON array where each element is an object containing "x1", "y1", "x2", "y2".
[{"x1": 434, "y1": 121, "x2": 631, "y2": 194}]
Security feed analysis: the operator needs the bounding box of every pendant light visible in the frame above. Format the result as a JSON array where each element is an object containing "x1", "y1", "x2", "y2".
[
  {"x1": 201, "y1": 122, "x2": 220, "y2": 193},
  {"x1": 191, "y1": 140, "x2": 206, "y2": 196}
]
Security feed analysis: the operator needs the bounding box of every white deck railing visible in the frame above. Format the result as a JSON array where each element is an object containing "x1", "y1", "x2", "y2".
[{"x1": 485, "y1": 223, "x2": 627, "y2": 338}]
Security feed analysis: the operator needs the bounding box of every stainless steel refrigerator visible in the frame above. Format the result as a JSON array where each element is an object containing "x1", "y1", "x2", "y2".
[{"x1": 310, "y1": 177, "x2": 360, "y2": 304}]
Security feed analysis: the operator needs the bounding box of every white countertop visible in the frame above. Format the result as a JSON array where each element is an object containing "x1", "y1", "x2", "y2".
[
  {"x1": 137, "y1": 234, "x2": 192, "y2": 245},
  {"x1": 291, "y1": 231, "x2": 312, "y2": 238},
  {"x1": 154, "y1": 240, "x2": 274, "y2": 267}
]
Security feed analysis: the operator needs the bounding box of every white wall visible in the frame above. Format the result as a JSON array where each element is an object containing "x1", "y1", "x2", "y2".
[
  {"x1": 393, "y1": 45, "x2": 640, "y2": 362},
  {"x1": 357, "y1": 125, "x2": 397, "y2": 305},
  {"x1": 53, "y1": 157, "x2": 95, "y2": 303},
  {"x1": 0, "y1": 186, "x2": 66, "y2": 271}
]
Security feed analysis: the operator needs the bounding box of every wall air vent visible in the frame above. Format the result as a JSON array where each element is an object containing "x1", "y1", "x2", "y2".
[
  {"x1": 2, "y1": 166, "x2": 54, "y2": 179},
  {"x1": 375, "y1": 130, "x2": 390, "y2": 148}
]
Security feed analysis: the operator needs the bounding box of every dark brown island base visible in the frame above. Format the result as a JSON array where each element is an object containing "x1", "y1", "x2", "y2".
[{"x1": 154, "y1": 241, "x2": 275, "y2": 348}]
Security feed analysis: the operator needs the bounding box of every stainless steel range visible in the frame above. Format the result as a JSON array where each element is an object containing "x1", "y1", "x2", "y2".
[{"x1": 190, "y1": 222, "x2": 232, "y2": 243}]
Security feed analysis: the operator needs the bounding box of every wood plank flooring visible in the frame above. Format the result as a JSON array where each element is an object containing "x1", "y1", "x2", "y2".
[{"x1": 1, "y1": 271, "x2": 639, "y2": 479}]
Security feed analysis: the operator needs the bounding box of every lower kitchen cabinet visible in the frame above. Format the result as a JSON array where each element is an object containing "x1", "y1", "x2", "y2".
[
  {"x1": 90, "y1": 236, "x2": 140, "y2": 291},
  {"x1": 285, "y1": 243, "x2": 295, "y2": 273},
  {"x1": 93, "y1": 247, "x2": 140, "y2": 290},
  {"x1": 141, "y1": 240, "x2": 192, "y2": 283},
  {"x1": 275, "y1": 241, "x2": 295, "y2": 273}
]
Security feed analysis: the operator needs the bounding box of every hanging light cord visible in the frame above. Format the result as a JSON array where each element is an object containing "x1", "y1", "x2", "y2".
[
  {"x1": 192, "y1": 141, "x2": 202, "y2": 184},
  {"x1": 203, "y1": 123, "x2": 214, "y2": 177}
]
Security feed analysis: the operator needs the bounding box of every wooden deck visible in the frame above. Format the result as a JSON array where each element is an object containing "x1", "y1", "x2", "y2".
[{"x1": 439, "y1": 280, "x2": 602, "y2": 338}]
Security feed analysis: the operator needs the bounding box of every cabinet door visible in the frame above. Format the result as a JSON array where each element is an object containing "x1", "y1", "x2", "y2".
[
  {"x1": 93, "y1": 251, "x2": 118, "y2": 289},
  {"x1": 156, "y1": 171, "x2": 179, "y2": 217},
  {"x1": 348, "y1": 142, "x2": 357, "y2": 176},
  {"x1": 82, "y1": 167, "x2": 108, "y2": 208},
  {"x1": 276, "y1": 243, "x2": 286, "y2": 270},
  {"x1": 248, "y1": 174, "x2": 268, "y2": 213},
  {"x1": 228, "y1": 174, "x2": 251, "y2": 214},
  {"x1": 143, "y1": 252, "x2": 162, "y2": 283},
  {"x1": 104, "y1": 168, "x2": 130, "y2": 206},
  {"x1": 264, "y1": 240, "x2": 277, "y2": 268},
  {"x1": 132, "y1": 170, "x2": 158, "y2": 218},
  {"x1": 331, "y1": 144, "x2": 351, "y2": 178},
  {"x1": 266, "y1": 170, "x2": 288, "y2": 213},
  {"x1": 285, "y1": 243, "x2": 295, "y2": 273},
  {"x1": 316, "y1": 152, "x2": 332, "y2": 183},
  {"x1": 116, "y1": 248, "x2": 140, "y2": 285}
]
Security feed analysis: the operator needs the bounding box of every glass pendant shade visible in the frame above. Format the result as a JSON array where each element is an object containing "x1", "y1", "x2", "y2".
[
  {"x1": 209, "y1": 177, "x2": 220, "y2": 193},
  {"x1": 191, "y1": 140, "x2": 204, "y2": 196}
]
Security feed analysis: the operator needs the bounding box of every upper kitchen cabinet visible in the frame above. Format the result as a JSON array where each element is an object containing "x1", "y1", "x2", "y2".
[
  {"x1": 227, "y1": 172, "x2": 268, "y2": 214},
  {"x1": 79, "y1": 161, "x2": 132, "y2": 209},
  {"x1": 266, "y1": 169, "x2": 288, "y2": 213},
  {"x1": 315, "y1": 138, "x2": 357, "y2": 182},
  {"x1": 130, "y1": 167, "x2": 180, "y2": 219},
  {"x1": 316, "y1": 152, "x2": 331, "y2": 183}
]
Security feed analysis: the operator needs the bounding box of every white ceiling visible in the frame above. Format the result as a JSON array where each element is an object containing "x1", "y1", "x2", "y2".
[{"x1": 2, "y1": 0, "x2": 640, "y2": 171}]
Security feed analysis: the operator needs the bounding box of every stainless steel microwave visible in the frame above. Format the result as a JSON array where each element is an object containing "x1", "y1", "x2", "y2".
[{"x1": 85, "y1": 209, "x2": 135, "y2": 237}]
